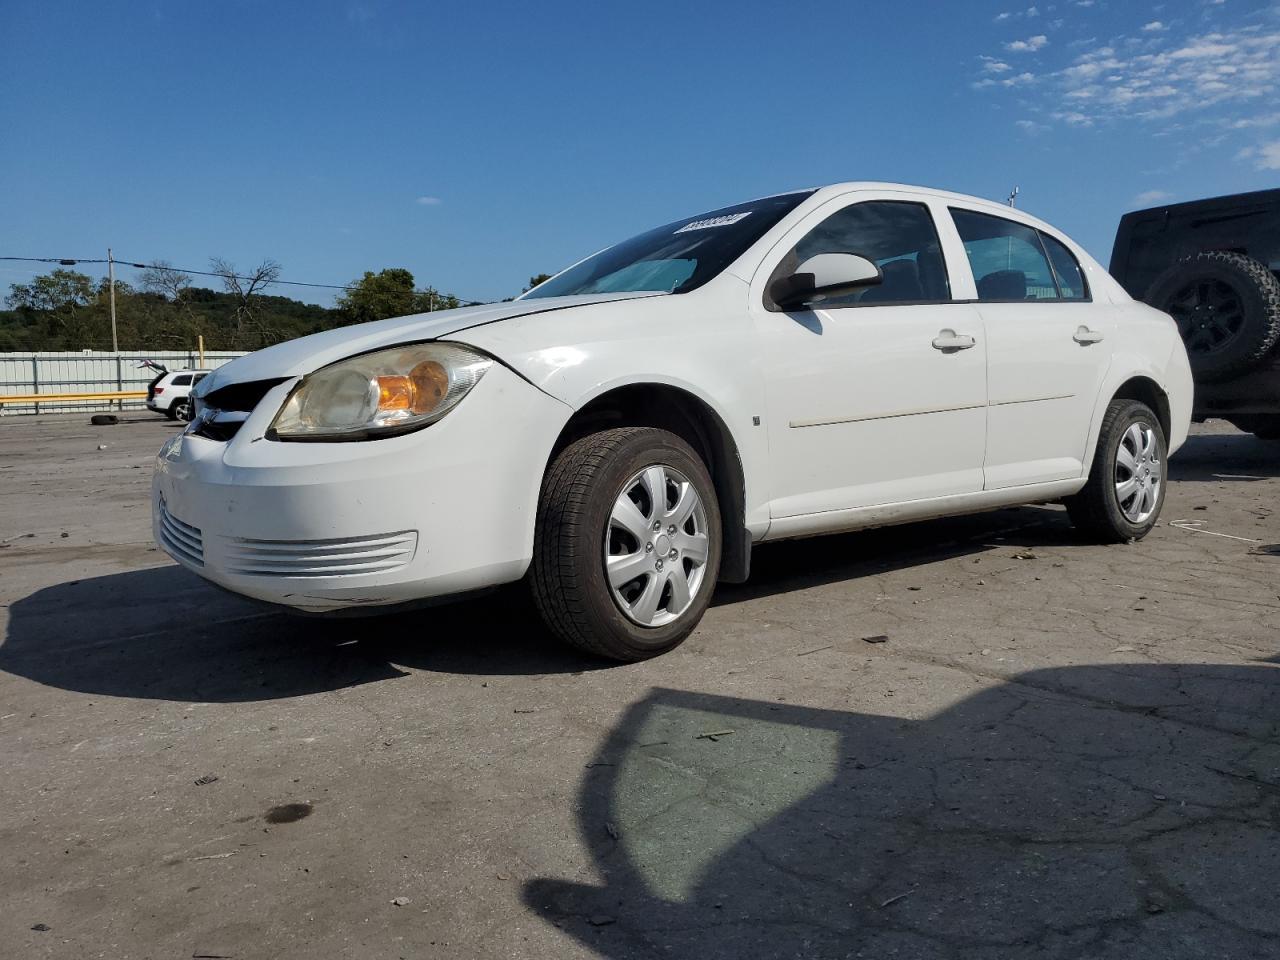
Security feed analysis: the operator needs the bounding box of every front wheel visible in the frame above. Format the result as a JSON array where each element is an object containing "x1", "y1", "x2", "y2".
[
  {"x1": 531, "y1": 427, "x2": 721, "y2": 661},
  {"x1": 1067, "y1": 399, "x2": 1167, "y2": 543}
]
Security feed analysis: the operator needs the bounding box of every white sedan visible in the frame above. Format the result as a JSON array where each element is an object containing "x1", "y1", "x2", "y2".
[{"x1": 155, "y1": 182, "x2": 1192, "y2": 660}]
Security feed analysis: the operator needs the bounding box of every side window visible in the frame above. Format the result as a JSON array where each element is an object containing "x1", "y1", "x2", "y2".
[
  {"x1": 773, "y1": 200, "x2": 951, "y2": 307},
  {"x1": 171, "y1": 374, "x2": 192, "y2": 386},
  {"x1": 193, "y1": 373, "x2": 208, "y2": 384},
  {"x1": 1040, "y1": 232, "x2": 1089, "y2": 300},
  {"x1": 951, "y1": 208, "x2": 1059, "y2": 301}
]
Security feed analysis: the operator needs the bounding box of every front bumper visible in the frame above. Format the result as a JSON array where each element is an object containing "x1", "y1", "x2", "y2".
[{"x1": 152, "y1": 364, "x2": 572, "y2": 612}]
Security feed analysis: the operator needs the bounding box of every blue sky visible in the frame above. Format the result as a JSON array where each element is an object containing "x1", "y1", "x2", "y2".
[{"x1": 3, "y1": 0, "x2": 1279, "y2": 305}]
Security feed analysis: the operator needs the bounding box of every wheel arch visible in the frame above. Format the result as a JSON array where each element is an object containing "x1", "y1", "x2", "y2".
[
  {"x1": 1081, "y1": 368, "x2": 1176, "y2": 476},
  {"x1": 547, "y1": 381, "x2": 753, "y2": 583},
  {"x1": 1111, "y1": 375, "x2": 1171, "y2": 441}
]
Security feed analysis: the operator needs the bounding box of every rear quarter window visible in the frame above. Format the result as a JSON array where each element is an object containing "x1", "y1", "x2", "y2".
[{"x1": 1040, "y1": 234, "x2": 1089, "y2": 301}]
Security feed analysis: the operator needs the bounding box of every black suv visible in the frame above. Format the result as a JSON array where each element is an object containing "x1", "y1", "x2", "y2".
[{"x1": 1110, "y1": 189, "x2": 1280, "y2": 439}]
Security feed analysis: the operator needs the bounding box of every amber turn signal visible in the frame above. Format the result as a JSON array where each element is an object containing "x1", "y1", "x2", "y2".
[{"x1": 375, "y1": 360, "x2": 449, "y2": 416}]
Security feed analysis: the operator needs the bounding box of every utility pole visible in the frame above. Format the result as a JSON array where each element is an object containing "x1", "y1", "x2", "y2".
[
  {"x1": 108, "y1": 248, "x2": 121, "y2": 409},
  {"x1": 1007, "y1": 186, "x2": 1020, "y2": 208},
  {"x1": 108, "y1": 247, "x2": 119, "y2": 352}
]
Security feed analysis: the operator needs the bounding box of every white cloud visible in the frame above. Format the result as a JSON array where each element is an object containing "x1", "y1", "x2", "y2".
[
  {"x1": 1253, "y1": 141, "x2": 1280, "y2": 170},
  {"x1": 1053, "y1": 110, "x2": 1095, "y2": 126},
  {"x1": 980, "y1": 56, "x2": 1013, "y2": 73},
  {"x1": 1016, "y1": 119, "x2": 1050, "y2": 134},
  {"x1": 1142, "y1": 21, "x2": 1167, "y2": 32},
  {"x1": 973, "y1": 71, "x2": 1037, "y2": 89},
  {"x1": 1230, "y1": 112, "x2": 1280, "y2": 129},
  {"x1": 1006, "y1": 34, "x2": 1049, "y2": 52},
  {"x1": 995, "y1": 11, "x2": 1012, "y2": 21},
  {"x1": 414, "y1": 196, "x2": 442, "y2": 206},
  {"x1": 1045, "y1": 27, "x2": 1280, "y2": 122},
  {"x1": 1134, "y1": 189, "x2": 1173, "y2": 205}
]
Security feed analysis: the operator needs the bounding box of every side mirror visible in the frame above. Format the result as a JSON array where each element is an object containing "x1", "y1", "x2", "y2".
[{"x1": 770, "y1": 253, "x2": 883, "y2": 310}]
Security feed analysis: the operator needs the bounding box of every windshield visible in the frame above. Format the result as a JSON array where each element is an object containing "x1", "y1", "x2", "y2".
[{"x1": 522, "y1": 191, "x2": 815, "y2": 299}]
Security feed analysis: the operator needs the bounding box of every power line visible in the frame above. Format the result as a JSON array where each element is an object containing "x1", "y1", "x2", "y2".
[{"x1": 0, "y1": 255, "x2": 487, "y2": 304}]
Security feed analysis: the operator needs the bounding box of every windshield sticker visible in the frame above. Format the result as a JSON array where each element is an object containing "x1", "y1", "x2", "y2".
[{"x1": 674, "y1": 212, "x2": 752, "y2": 233}]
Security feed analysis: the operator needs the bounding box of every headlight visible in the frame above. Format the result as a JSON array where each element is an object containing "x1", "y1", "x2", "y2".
[{"x1": 270, "y1": 343, "x2": 492, "y2": 441}]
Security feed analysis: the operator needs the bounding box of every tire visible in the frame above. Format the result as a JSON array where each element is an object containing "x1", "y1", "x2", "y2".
[
  {"x1": 531, "y1": 427, "x2": 721, "y2": 662},
  {"x1": 1067, "y1": 399, "x2": 1168, "y2": 543},
  {"x1": 171, "y1": 398, "x2": 191, "y2": 422},
  {"x1": 1145, "y1": 251, "x2": 1280, "y2": 382}
]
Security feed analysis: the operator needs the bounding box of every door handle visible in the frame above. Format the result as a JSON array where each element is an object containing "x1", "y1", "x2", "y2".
[
  {"x1": 932, "y1": 330, "x2": 976, "y2": 352},
  {"x1": 1073, "y1": 326, "x2": 1105, "y2": 345}
]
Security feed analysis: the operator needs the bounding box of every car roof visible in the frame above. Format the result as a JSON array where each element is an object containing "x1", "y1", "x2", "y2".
[
  {"x1": 767, "y1": 181, "x2": 1070, "y2": 238},
  {"x1": 819, "y1": 181, "x2": 1012, "y2": 208}
]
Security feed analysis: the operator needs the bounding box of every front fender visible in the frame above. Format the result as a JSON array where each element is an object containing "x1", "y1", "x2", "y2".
[{"x1": 449, "y1": 291, "x2": 771, "y2": 533}]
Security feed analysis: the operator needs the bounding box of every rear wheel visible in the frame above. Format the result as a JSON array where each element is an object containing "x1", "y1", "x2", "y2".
[
  {"x1": 531, "y1": 427, "x2": 721, "y2": 661},
  {"x1": 1067, "y1": 399, "x2": 1167, "y2": 543},
  {"x1": 171, "y1": 398, "x2": 192, "y2": 421},
  {"x1": 1145, "y1": 251, "x2": 1280, "y2": 382}
]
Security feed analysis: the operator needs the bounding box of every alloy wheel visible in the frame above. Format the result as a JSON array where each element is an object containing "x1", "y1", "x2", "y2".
[
  {"x1": 605, "y1": 464, "x2": 710, "y2": 627},
  {"x1": 1115, "y1": 421, "x2": 1162, "y2": 524}
]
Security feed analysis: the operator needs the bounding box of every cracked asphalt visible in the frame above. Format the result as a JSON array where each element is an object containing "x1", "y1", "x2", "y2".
[{"x1": 2, "y1": 413, "x2": 1279, "y2": 959}]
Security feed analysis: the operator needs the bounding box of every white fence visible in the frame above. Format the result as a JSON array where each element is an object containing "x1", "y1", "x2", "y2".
[{"x1": 0, "y1": 350, "x2": 248, "y2": 415}]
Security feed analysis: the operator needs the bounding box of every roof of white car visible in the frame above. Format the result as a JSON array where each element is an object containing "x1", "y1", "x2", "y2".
[
  {"x1": 812, "y1": 181, "x2": 1026, "y2": 211},
  {"x1": 799, "y1": 182, "x2": 1061, "y2": 231}
]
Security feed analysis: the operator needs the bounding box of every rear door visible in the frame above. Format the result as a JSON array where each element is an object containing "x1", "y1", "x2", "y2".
[{"x1": 946, "y1": 207, "x2": 1111, "y2": 489}]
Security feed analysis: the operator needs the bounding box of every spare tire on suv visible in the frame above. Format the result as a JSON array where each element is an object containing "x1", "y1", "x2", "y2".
[{"x1": 1144, "y1": 250, "x2": 1280, "y2": 382}]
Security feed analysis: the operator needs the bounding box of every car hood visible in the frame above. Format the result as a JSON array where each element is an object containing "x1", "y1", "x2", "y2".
[{"x1": 196, "y1": 292, "x2": 662, "y2": 392}]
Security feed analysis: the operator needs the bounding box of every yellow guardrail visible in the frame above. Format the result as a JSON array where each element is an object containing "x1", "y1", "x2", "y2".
[{"x1": 0, "y1": 390, "x2": 148, "y2": 405}]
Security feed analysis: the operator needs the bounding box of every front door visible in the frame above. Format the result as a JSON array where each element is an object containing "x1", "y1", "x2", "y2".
[{"x1": 750, "y1": 197, "x2": 988, "y2": 519}]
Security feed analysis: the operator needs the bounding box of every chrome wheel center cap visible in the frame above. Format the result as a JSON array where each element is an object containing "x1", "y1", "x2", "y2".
[{"x1": 654, "y1": 534, "x2": 672, "y2": 556}]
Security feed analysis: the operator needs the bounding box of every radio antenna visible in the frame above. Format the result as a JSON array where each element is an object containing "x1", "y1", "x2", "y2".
[{"x1": 1007, "y1": 185, "x2": 1020, "y2": 207}]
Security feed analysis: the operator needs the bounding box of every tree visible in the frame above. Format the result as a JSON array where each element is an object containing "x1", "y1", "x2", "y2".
[
  {"x1": 0, "y1": 266, "x2": 346, "y2": 351},
  {"x1": 209, "y1": 257, "x2": 282, "y2": 348},
  {"x1": 525, "y1": 273, "x2": 553, "y2": 292},
  {"x1": 338, "y1": 269, "x2": 465, "y2": 324},
  {"x1": 411, "y1": 286, "x2": 461, "y2": 313},
  {"x1": 140, "y1": 261, "x2": 193, "y2": 308},
  {"x1": 6, "y1": 269, "x2": 95, "y2": 313},
  {"x1": 6, "y1": 269, "x2": 101, "y2": 345},
  {"x1": 337, "y1": 268, "x2": 417, "y2": 325}
]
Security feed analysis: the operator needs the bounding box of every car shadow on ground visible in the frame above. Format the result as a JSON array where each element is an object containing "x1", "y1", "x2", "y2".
[
  {"x1": 523, "y1": 673, "x2": 1280, "y2": 958},
  {"x1": 1168, "y1": 430, "x2": 1280, "y2": 482},
  {"x1": 0, "y1": 505, "x2": 1075, "y2": 702}
]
